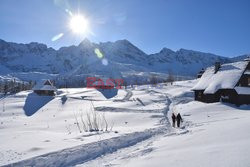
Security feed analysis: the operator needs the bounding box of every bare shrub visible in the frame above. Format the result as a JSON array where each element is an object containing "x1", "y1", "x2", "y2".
[{"x1": 72, "y1": 100, "x2": 112, "y2": 133}]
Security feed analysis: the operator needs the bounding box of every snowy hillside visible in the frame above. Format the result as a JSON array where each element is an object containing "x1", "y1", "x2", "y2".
[
  {"x1": 0, "y1": 38, "x2": 247, "y2": 84},
  {"x1": 1, "y1": 80, "x2": 250, "y2": 166},
  {"x1": 148, "y1": 48, "x2": 231, "y2": 75}
]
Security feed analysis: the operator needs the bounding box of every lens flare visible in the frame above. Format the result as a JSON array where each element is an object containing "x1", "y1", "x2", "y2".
[
  {"x1": 65, "y1": 9, "x2": 73, "y2": 16},
  {"x1": 94, "y1": 48, "x2": 104, "y2": 59},
  {"x1": 69, "y1": 14, "x2": 89, "y2": 34},
  {"x1": 102, "y1": 58, "x2": 108, "y2": 66},
  {"x1": 51, "y1": 33, "x2": 64, "y2": 41}
]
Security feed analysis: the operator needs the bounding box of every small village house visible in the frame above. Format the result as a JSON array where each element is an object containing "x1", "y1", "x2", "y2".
[
  {"x1": 192, "y1": 58, "x2": 250, "y2": 105},
  {"x1": 32, "y1": 79, "x2": 57, "y2": 96}
]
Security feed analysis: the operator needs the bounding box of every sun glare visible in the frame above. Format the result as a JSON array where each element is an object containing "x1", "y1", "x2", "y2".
[{"x1": 69, "y1": 14, "x2": 89, "y2": 34}]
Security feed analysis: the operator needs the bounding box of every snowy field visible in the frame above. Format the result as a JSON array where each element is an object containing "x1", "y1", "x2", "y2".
[{"x1": 1, "y1": 80, "x2": 250, "y2": 167}]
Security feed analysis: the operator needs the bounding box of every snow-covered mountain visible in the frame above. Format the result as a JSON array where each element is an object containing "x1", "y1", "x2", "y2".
[
  {"x1": 148, "y1": 48, "x2": 231, "y2": 75},
  {"x1": 0, "y1": 38, "x2": 248, "y2": 84}
]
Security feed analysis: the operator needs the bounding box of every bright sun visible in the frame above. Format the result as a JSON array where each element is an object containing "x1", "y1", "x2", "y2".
[{"x1": 69, "y1": 14, "x2": 89, "y2": 34}]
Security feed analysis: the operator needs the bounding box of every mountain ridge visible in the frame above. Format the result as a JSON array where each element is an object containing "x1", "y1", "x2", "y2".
[{"x1": 0, "y1": 38, "x2": 249, "y2": 85}]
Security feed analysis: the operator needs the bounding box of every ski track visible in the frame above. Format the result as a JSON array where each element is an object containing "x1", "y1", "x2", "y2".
[
  {"x1": 83, "y1": 89, "x2": 192, "y2": 167},
  {"x1": 84, "y1": 89, "x2": 192, "y2": 167},
  {"x1": 94, "y1": 106, "x2": 163, "y2": 113},
  {"x1": 4, "y1": 127, "x2": 168, "y2": 167},
  {"x1": 77, "y1": 128, "x2": 189, "y2": 167}
]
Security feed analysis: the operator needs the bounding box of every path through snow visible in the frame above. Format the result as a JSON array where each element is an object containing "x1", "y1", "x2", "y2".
[{"x1": 6, "y1": 127, "x2": 169, "y2": 167}]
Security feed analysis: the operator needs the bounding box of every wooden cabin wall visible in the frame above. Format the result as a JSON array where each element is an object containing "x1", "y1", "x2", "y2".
[
  {"x1": 194, "y1": 90, "x2": 221, "y2": 103},
  {"x1": 195, "y1": 89, "x2": 250, "y2": 105},
  {"x1": 220, "y1": 89, "x2": 238, "y2": 104},
  {"x1": 203, "y1": 93, "x2": 221, "y2": 103},
  {"x1": 194, "y1": 90, "x2": 204, "y2": 101},
  {"x1": 237, "y1": 62, "x2": 250, "y2": 87},
  {"x1": 237, "y1": 95, "x2": 250, "y2": 105}
]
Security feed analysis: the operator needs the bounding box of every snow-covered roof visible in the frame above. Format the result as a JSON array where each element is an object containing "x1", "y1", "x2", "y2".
[
  {"x1": 32, "y1": 79, "x2": 57, "y2": 91},
  {"x1": 192, "y1": 61, "x2": 249, "y2": 94},
  {"x1": 244, "y1": 70, "x2": 250, "y2": 75},
  {"x1": 192, "y1": 66, "x2": 215, "y2": 91},
  {"x1": 235, "y1": 87, "x2": 250, "y2": 95}
]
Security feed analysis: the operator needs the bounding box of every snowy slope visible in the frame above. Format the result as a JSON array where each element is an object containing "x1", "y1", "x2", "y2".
[
  {"x1": 1, "y1": 80, "x2": 250, "y2": 167},
  {"x1": 77, "y1": 81, "x2": 250, "y2": 167},
  {"x1": 0, "y1": 86, "x2": 168, "y2": 166},
  {"x1": 81, "y1": 102, "x2": 250, "y2": 167}
]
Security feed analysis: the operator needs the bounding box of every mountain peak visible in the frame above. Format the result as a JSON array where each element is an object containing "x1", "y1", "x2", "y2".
[
  {"x1": 78, "y1": 38, "x2": 94, "y2": 49},
  {"x1": 115, "y1": 39, "x2": 133, "y2": 46},
  {"x1": 160, "y1": 47, "x2": 175, "y2": 54},
  {"x1": 78, "y1": 38, "x2": 92, "y2": 46}
]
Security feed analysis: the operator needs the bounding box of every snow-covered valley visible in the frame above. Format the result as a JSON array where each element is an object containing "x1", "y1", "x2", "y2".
[{"x1": 1, "y1": 80, "x2": 250, "y2": 167}]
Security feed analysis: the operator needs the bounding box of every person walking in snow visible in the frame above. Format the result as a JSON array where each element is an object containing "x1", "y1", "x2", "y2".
[
  {"x1": 171, "y1": 113, "x2": 176, "y2": 127},
  {"x1": 176, "y1": 113, "x2": 183, "y2": 128}
]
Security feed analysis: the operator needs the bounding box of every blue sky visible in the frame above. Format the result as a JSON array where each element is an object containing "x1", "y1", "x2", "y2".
[{"x1": 0, "y1": 0, "x2": 249, "y2": 57}]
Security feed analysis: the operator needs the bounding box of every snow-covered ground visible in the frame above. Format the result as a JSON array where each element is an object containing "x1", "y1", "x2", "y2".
[
  {"x1": 1, "y1": 80, "x2": 250, "y2": 167},
  {"x1": 81, "y1": 102, "x2": 250, "y2": 167},
  {"x1": 0, "y1": 83, "x2": 169, "y2": 166}
]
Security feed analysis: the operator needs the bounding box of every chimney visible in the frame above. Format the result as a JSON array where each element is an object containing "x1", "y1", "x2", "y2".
[{"x1": 214, "y1": 62, "x2": 221, "y2": 73}]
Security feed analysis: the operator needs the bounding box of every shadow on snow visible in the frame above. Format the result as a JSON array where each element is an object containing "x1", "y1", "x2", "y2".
[
  {"x1": 23, "y1": 93, "x2": 54, "y2": 116},
  {"x1": 97, "y1": 89, "x2": 118, "y2": 99}
]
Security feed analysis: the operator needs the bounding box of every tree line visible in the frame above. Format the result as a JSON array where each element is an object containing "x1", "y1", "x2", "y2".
[{"x1": 0, "y1": 79, "x2": 34, "y2": 95}]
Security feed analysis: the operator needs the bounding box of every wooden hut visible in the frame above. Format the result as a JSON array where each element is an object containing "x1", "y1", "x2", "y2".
[
  {"x1": 33, "y1": 79, "x2": 57, "y2": 96},
  {"x1": 192, "y1": 59, "x2": 250, "y2": 105}
]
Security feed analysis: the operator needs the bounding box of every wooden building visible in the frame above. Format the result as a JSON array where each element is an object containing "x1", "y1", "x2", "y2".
[
  {"x1": 192, "y1": 59, "x2": 250, "y2": 105},
  {"x1": 32, "y1": 79, "x2": 57, "y2": 96}
]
